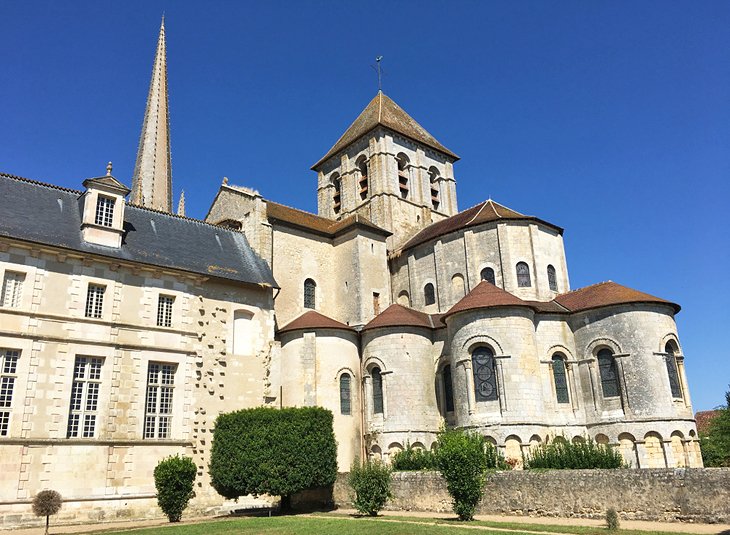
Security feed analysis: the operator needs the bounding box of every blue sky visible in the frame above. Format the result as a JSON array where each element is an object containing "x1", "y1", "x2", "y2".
[{"x1": 1, "y1": 1, "x2": 728, "y2": 410}]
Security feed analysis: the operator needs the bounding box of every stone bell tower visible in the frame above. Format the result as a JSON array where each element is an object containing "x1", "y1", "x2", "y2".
[{"x1": 312, "y1": 91, "x2": 459, "y2": 249}]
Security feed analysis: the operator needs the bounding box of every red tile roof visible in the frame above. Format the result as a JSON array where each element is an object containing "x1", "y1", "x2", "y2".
[
  {"x1": 445, "y1": 281, "x2": 532, "y2": 318},
  {"x1": 695, "y1": 410, "x2": 721, "y2": 437},
  {"x1": 278, "y1": 310, "x2": 355, "y2": 334},
  {"x1": 554, "y1": 281, "x2": 680, "y2": 314},
  {"x1": 363, "y1": 304, "x2": 445, "y2": 331},
  {"x1": 399, "y1": 199, "x2": 563, "y2": 253},
  {"x1": 266, "y1": 201, "x2": 390, "y2": 238}
]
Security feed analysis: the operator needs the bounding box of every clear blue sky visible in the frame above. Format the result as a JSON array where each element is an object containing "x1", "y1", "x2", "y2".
[{"x1": 1, "y1": 1, "x2": 728, "y2": 410}]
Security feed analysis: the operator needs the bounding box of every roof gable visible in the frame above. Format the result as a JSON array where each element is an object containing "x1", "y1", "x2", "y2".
[
  {"x1": 312, "y1": 92, "x2": 458, "y2": 169},
  {"x1": 82, "y1": 175, "x2": 132, "y2": 195}
]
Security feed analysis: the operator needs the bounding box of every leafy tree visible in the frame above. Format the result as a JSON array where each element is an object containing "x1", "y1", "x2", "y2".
[
  {"x1": 348, "y1": 459, "x2": 392, "y2": 515},
  {"x1": 434, "y1": 429, "x2": 488, "y2": 521},
  {"x1": 32, "y1": 489, "x2": 62, "y2": 535},
  {"x1": 701, "y1": 386, "x2": 730, "y2": 467},
  {"x1": 209, "y1": 406, "x2": 338, "y2": 510},
  {"x1": 154, "y1": 455, "x2": 197, "y2": 522}
]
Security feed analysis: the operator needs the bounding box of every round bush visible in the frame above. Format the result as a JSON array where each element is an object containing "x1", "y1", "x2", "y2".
[
  {"x1": 154, "y1": 455, "x2": 197, "y2": 522},
  {"x1": 32, "y1": 489, "x2": 62, "y2": 518},
  {"x1": 348, "y1": 459, "x2": 392, "y2": 516}
]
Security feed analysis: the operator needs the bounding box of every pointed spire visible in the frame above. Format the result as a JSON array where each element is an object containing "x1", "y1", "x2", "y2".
[
  {"x1": 130, "y1": 17, "x2": 173, "y2": 211},
  {"x1": 177, "y1": 190, "x2": 186, "y2": 216}
]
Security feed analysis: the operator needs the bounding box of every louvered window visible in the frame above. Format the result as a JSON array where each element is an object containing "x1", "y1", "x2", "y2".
[
  {"x1": 0, "y1": 349, "x2": 20, "y2": 436},
  {"x1": 552, "y1": 354, "x2": 569, "y2": 404},
  {"x1": 597, "y1": 349, "x2": 620, "y2": 398},
  {"x1": 144, "y1": 362, "x2": 176, "y2": 439},
  {"x1": 85, "y1": 284, "x2": 105, "y2": 318},
  {"x1": 340, "y1": 373, "x2": 351, "y2": 415},
  {"x1": 67, "y1": 356, "x2": 103, "y2": 438},
  {"x1": 472, "y1": 347, "x2": 498, "y2": 402},
  {"x1": 1, "y1": 271, "x2": 25, "y2": 308}
]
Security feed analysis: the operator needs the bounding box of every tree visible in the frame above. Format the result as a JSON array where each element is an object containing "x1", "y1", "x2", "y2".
[
  {"x1": 434, "y1": 429, "x2": 488, "y2": 521},
  {"x1": 701, "y1": 386, "x2": 730, "y2": 467},
  {"x1": 209, "y1": 406, "x2": 338, "y2": 510},
  {"x1": 348, "y1": 459, "x2": 392, "y2": 516},
  {"x1": 154, "y1": 455, "x2": 197, "y2": 522},
  {"x1": 32, "y1": 490, "x2": 62, "y2": 535}
]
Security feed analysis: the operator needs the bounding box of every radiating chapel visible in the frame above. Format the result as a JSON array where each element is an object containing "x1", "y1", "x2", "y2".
[{"x1": 0, "y1": 20, "x2": 701, "y2": 524}]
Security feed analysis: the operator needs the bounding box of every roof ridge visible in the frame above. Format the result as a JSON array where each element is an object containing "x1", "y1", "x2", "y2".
[
  {"x1": 557, "y1": 280, "x2": 614, "y2": 296},
  {"x1": 267, "y1": 200, "x2": 337, "y2": 225},
  {"x1": 464, "y1": 200, "x2": 490, "y2": 226},
  {"x1": 1, "y1": 172, "x2": 84, "y2": 195}
]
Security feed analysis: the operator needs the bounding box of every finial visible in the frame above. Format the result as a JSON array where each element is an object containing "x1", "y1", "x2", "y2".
[
  {"x1": 371, "y1": 56, "x2": 384, "y2": 92},
  {"x1": 222, "y1": 176, "x2": 229, "y2": 185},
  {"x1": 106, "y1": 162, "x2": 113, "y2": 176},
  {"x1": 177, "y1": 190, "x2": 186, "y2": 217},
  {"x1": 161, "y1": 12, "x2": 165, "y2": 28}
]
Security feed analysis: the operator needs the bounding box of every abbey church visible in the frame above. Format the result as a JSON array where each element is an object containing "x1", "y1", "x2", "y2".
[{"x1": 0, "y1": 21, "x2": 701, "y2": 524}]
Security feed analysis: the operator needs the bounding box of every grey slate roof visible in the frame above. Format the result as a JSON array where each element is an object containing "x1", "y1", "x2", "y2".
[{"x1": 0, "y1": 173, "x2": 278, "y2": 288}]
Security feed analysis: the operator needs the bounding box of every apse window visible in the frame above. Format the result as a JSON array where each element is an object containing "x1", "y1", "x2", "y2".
[
  {"x1": 597, "y1": 349, "x2": 620, "y2": 398},
  {"x1": 340, "y1": 373, "x2": 352, "y2": 415},
  {"x1": 371, "y1": 367, "x2": 383, "y2": 414},
  {"x1": 551, "y1": 354, "x2": 569, "y2": 404},
  {"x1": 547, "y1": 265, "x2": 558, "y2": 292},
  {"x1": 480, "y1": 267, "x2": 495, "y2": 285},
  {"x1": 472, "y1": 346, "x2": 498, "y2": 402},
  {"x1": 516, "y1": 262, "x2": 531, "y2": 287},
  {"x1": 424, "y1": 283, "x2": 436, "y2": 306},
  {"x1": 304, "y1": 278, "x2": 316, "y2": 309}
]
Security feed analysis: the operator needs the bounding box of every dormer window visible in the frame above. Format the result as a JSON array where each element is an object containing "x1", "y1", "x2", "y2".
[{"x1": 95, "y1": 196, "x2": 115, "y2": 227}]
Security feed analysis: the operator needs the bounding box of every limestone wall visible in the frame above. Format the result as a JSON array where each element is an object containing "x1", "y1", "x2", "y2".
[{"x1": 333, "y1": 468, "x2": 730, "y2": 523}]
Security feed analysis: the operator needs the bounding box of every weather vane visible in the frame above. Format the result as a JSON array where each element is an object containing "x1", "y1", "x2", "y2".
[{"x1": 371, "y1": 56, "x2": 384, "y2": 91}]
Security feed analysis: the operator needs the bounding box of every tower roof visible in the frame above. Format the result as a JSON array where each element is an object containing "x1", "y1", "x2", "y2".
[
  {"x1": 312, "y1": 91, "x2": 459, "y2": 170},
  {"x1": 131, "y1": 18, "x2": 173, "y2": 212}
]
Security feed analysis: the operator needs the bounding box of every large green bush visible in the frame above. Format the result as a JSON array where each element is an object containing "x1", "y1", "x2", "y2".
[
  {"x1": 209, "y1": 406, "x2": 338, "y2": 509},
  {"x1": 524, "y1": 437, "x2": 624, "y2": 469},
  {"x1": 701, "y1": 387, "x2": 730, "y2": 467},
  {"x1": 154, "y1": 455, "x2": 196, "y2": 522},
  {"x1": 391, "y1": 444, "x2": 437, "y2": 471},
  {"x1": 435, "y1": 429, "x2": 489, "y2": 521},
  {"x1": 348, "y1": 459, "x2": 392, "y2": 516}
]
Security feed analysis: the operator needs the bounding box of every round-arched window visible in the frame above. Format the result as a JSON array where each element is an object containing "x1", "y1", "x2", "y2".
[{"x1": 472, "y1": 347, "x2": 498, "y2": 402}]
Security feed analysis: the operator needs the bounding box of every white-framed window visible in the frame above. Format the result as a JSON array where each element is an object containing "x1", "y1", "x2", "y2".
[
  {"x1": 157, "y1": 295, "x2": 174, "y2": 328},
  {"x1": 85, "y1": 284, "x2": 105, "y2": 318},
  {"x1": 1, "y1": 271, "x2": 25, "y2": 308},
  {"x1": 144, "y1": 362, "x2": 176, "y2": 439},
  {"x1": 0, "y1": 349, "x2": 20, "y2": 436},
  {"x1": 95, "y1": 195, "x2": 115, "y2": 227},
  {"x1": 66, "y1": 356, "x2": 103, "y2": 438}
]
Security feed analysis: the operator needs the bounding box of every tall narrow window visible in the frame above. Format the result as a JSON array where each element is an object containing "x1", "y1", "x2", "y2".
[
  {"x1": 597, "y1": 348, "x2": 620, "y2": 398},
  {"x1": 443, "y1": 365, "x2": 455, "y2": 412},
  {"x1": 397, "y1": 153, "x2": 409, "y2": 199},
  {"x1": 373, "y1": 292, "x2": 380, "y2": 315},
  {"x1": 357, "y1": 157, "x2": 369, "y2": 201},
  {"x1": 429, "y1": 167, "x2": 440, "y2": 210},
  {"x1": 95, "y1": 195, "x2": 115, "y2": 227},
  {"x1": 552, "y1": 354, "x2": 569, "y2": 404},
  {"x1": 66, "y1": 356, "x2": 103, "y2": 438},
  {"x1": 340, "y1": 373, "x2": 352, "y2": 415},
  {"x1": 547, "y1": 265, "x2": 558, "y2": 291},
  {"x1": 0, "y1": 349, "x2": 20, "y2": 436},
  {"x1": 424, "y1": 283, "x2": 436, "y2": 306},
  {"x1": 372, "y1": 367, "x2": 383, "y2": 414},
  {"x1": 304, "y1": 278, "x2": 316, "y2": 309},
  {"x1": 665, "y1": 342, "x2": 682, "y2": 399},
  {"x1": 451, "y1": 274, "x2": 465, "y2": 299},
  {"x1": 85, "y1": 284, "x2": 105, "y2": 318},
  {"x1": 480, "y1": 267, "x2": 495, "y2": 285},
  {"x1": 331, "y1": 174, "x2": 341, "y2": 215},
  {"x1": 157, "y1": 295, "x2": 174, "y2": 327},
  {"x1": 472, "y1": 347, "x2": 498, "y2": 402},
  {"x1": 144, "y1": 362, "x2": 176, "y2": 439},
  {"x1": 1, "y1": 271, "x2": 25, "y2": 308},
  {"x1": 516, "y1": 262, "x2": 531, "y2": 287}
]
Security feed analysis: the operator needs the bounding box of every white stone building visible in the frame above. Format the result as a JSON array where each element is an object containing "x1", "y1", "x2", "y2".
[{"x1": 0, "y1": 18, "x2": 701, "y2": 527}]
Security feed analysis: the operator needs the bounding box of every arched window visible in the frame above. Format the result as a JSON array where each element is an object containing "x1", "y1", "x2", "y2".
[
  {"x1": 357, "y1": 156, "x2": 369, "y2": 201},
  {"x1": 429, "y1": 167, "x2": 440, "y2": 210},
  {"x1": 397, "y1": 153, "x2": 409, "y2": 199},
  {"x1": 665, "y1": 342, "x2": 682, "y2": 398},
  {"x1": 424, "y1": 283, "x2": 435, "y2": 306},
  {"x1": 480, "y1": 267, "x2": 495, "y2": 285},
  {"x1": 472, "y1": 346, "x2": 498, "y2": 402},
  {"x1": 303, "y1": 278, "x2": 316, "y2": 309},
  {"x1": 547, "y1": 264, "x2": 558, "y2": 292},
  {"x1": 397, "y1": 290, "x2": 410, "y2": 306},
  {"x1": 443, "y1": 365, "x2": 454, "y2": 412},
  {"x1": 371, "y1": 367, "x2": 383, "y2": 414},
  {"x1": 331, "y1": 173, "x2": 341, "y2": 214},
  {"x1": 451, "y1": 273, "x2": 465, "y2": 299},
  {"x1": 597, "y1": 348, "x2": 620, "y2": 398},
  {"x1": 551, "y1": 353, "x2": 569, "y2": 404},
  {"x1": 233, "y1": 310, "x2": 254, "y2": 356},
  {"x1": 516, "y1": 262, "x2": 531, "y2": 287},
  {"x1": 340, "y1": 373, "x2": 352, "y2": 415}
]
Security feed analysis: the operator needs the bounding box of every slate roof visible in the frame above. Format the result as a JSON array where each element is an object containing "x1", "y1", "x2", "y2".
[
  {"x1": 400, "y1": 199, "x2": 563, "y2": 253},
  {"x1": 266, "y1": 201, "x2": 390, "y2": 238},
  {"x1": 312, "y1": 91, "x2": 459, "y2": 169},
  {"x1": 554, "y1": 281, "x2": 680, "y2": 314},
  {"x1": 0, "y1": 173, "x2": 277, "y2": 287},
  {"x1": 363, "y1": 303, "x2": 445, "y2": 331},
  {"x1": 278, "y1": 310, "x2": 355, "y2": 334}
]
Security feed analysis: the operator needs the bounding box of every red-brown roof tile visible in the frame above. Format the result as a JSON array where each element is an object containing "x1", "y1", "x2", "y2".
[
  {"x1": 445, "y1": 281, "x2": 532, "y2": 318},
  {"x1": 695, "y1": 410, "x2": 721, "y2": 437},
  {"x1": 266, "y1": 201, "x2": 390, "y2": 238},
  {"x1": 554, "y1": 281, "x2": 680, "y2": 314},
  {"x1": 399, "y1": 199, "x2": 563, "y2": 253},
  {"x1": 278, "y1": 310, "x2": 355, "y2": 334},
  {"x1": 363, "y1": 304, "x2": 443, "y2": 331}
]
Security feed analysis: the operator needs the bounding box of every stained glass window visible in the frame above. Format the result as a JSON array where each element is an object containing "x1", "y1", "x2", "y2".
[
  {"x1": 516, "y1": 262, "x2": 531, "y2": 287},
  {"x1": 597, "y1": 349, "x2": 620, "y2": 398},
  {"x1": 472, "y1": 347, "x2": 498, "y2": 402},
  {"x1": 552, "y1": 354, "x2": 569, "y2": 404}
]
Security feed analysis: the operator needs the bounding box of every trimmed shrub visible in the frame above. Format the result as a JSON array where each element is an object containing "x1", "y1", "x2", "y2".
[
  {"x1": 209, "y1": 406, "x2": 338, "y2": 510},
  {"x1": 435, "y1": 429, "x2": 488, "y2": 521},
  {"x1": 348, "y1": 459, "x2": 392, "y2": 516},
  {"x1": 391, "y1": 444, "x2": 437, "y2": 471},
  {"x1": 524, "y1": 437, "x2": 624, "y2": 469},
  {"x1": 154, "y1": 455, "x2": 197, "y2": 522},
  {"x1": 606, "y1": 507, "x2": 620, "y2": 530},
  {"x1": 32, "y1": 489, "x2": 62, "y2": 535}
]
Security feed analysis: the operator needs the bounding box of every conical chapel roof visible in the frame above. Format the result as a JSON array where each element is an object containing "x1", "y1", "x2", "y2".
[{"x1": 312, "y1": 91, "x2": 459, "y2": 170}]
